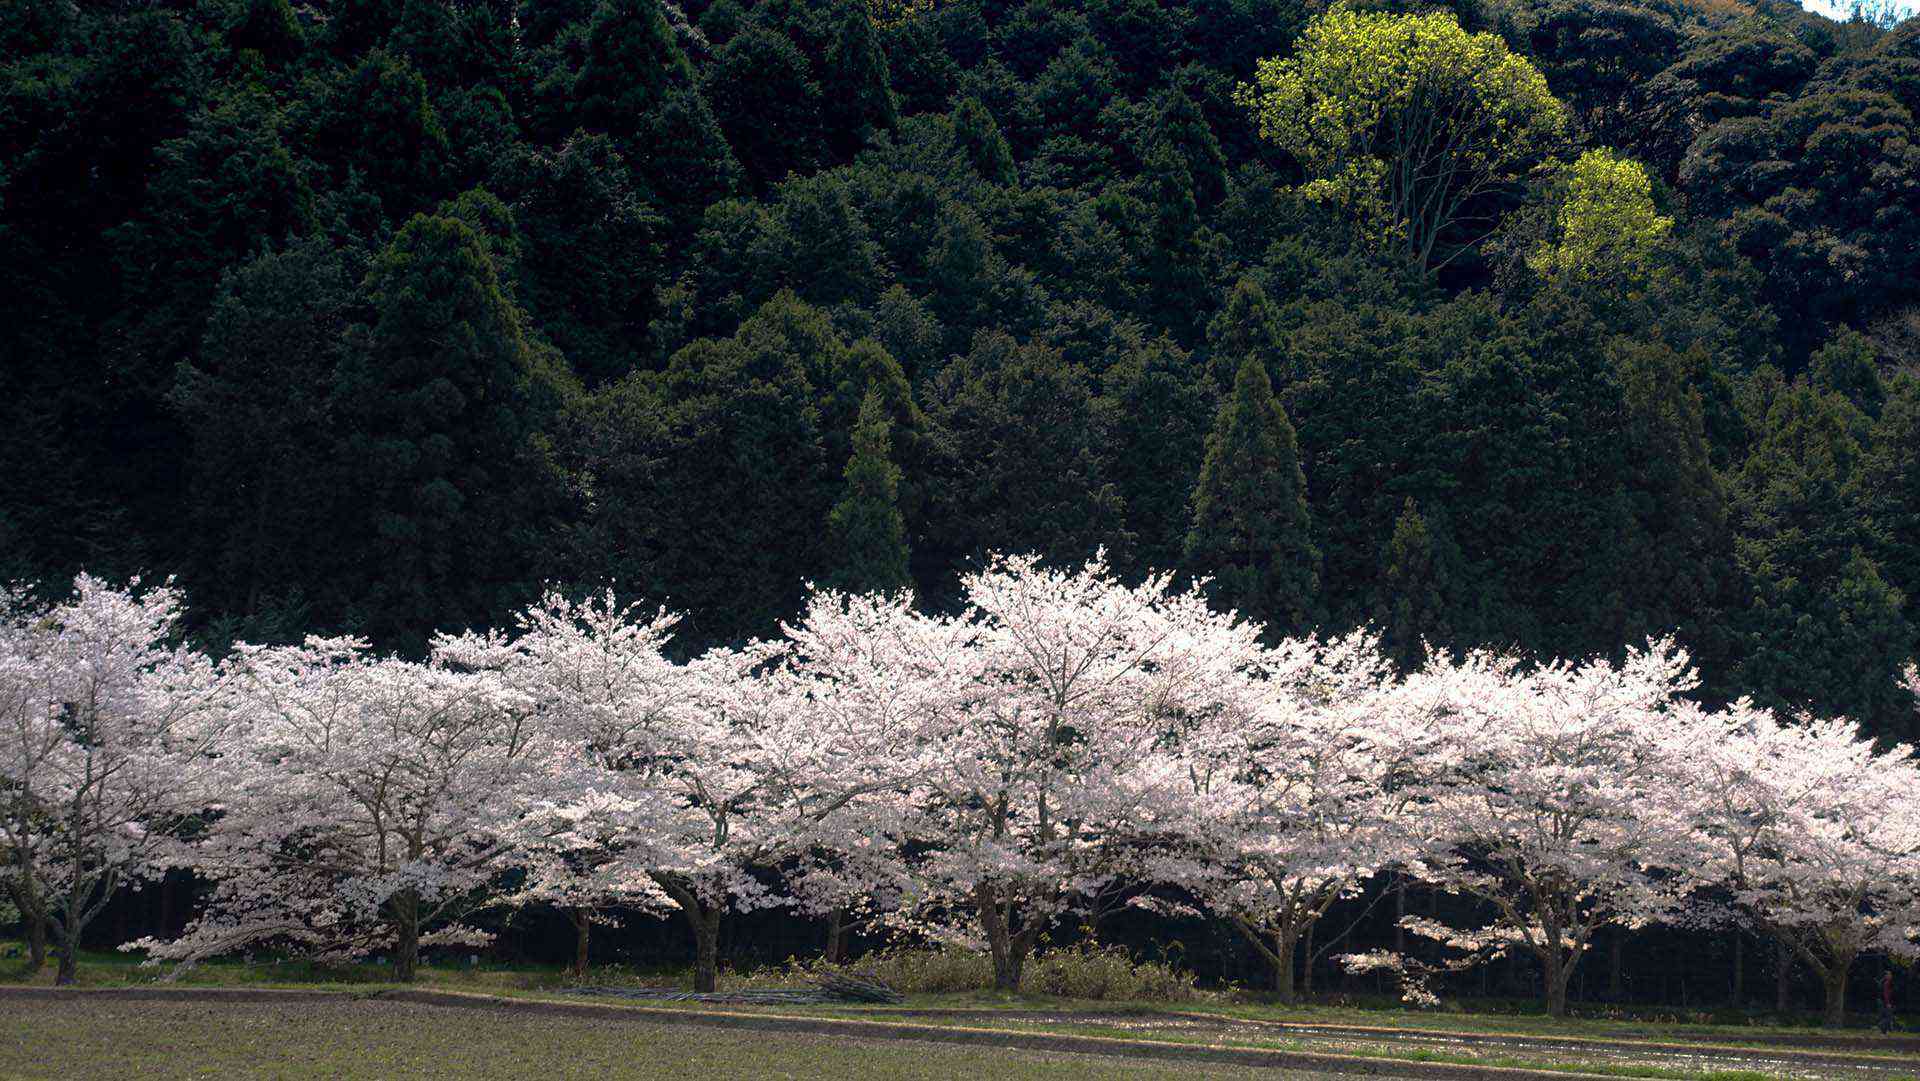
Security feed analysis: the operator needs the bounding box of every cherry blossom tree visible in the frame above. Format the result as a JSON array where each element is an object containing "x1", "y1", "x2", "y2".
[
  {"x1": 1681, "y1": 700, "x2": 1920, "y2": 1026},
  {"x1": 483, "y1": 587, "x2": 953, "y2": 991},
  {"x1": 1349, "y1": 640, "x2": 1705, "y2": 1016},
  {"x1": 0, "y1": 587, "x2": 54, "y2": 974},
  {"x1": 477, "y1": 590, "x2": 693, "y2": 978},
  {"x1": 775, "y1": 588, "x2": 975, "y2": 963},
  {"x1": 138, "y1": 635, "x2": 541, "y2": 982},
  {"x1": 0, "y1": 577, "x2": 230, "y2": 984},
  {"x1": 897, "y1": 553, "x2": 1262, "y2": 990},
  {"x1": 1167, "y1": 630, "x2": 1417, "y2": 1001}
]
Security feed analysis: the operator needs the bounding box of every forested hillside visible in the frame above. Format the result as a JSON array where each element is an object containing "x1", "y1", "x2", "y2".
[{"x1": 2, "y1": 0, "x2": 1917, "y2": 738}]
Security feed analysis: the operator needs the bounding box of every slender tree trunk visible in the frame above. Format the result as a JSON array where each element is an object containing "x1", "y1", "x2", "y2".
[
  {"x1": 1775, "y1": 939, "x2": 1791, "y2": 1014},
  {"x1": 158, "y1": 874, "x2": 176, "y2": 940},
  {"x1": 1608, "y1": 930, "x2": 1625, "y2": 1001},
  {"x1": 8, "y1": 881, "x2": 48, "y2": 975},
  {"x1": 655, "y1": 875, "x2": 726, "y2": 994},
  {"x1": 391, "y1": 888, "x2": 421, "y2": 983},
  {"x1": 1302, "y1": 920, "x2": 1316, "y2": 998},
  {"x1": 52, "y1": 873, "x2": 92, "y2": 986},
  {"x1": 999, "y1": 943, "x2": 1029, "y2": 992},
  {"x1": 1393, "y1": 875, "x2": 1407, "y2": 956},
  {"x1": 568, "y1": 907, "x2": 591, "y2": 979},
  {"x1": 1731, "y1": 933, "x2": 1744, "y2": 1007},
  {"x1": 825, "y1": 908, "x2": 847, "y2": 965}
]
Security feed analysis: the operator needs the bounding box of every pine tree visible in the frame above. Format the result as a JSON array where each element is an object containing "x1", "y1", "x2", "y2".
[
  {"x1": 1733, "y1": 381, "x2": 1912, "y2": 734},
  {"x1": 1204, "y1": 277, "x2": 1284, "y2": 391},
  {"x1": 1143, "y1": 141, "x2": 1208, "y2": 345},
  {"x1": 302, "y1": 50, "x2": 449, "y2": 219},
  {"x1": 1184, "y1": 355, "x2": 1320, "y2": 633},
  {"x1": 1107, "y1": 338, "x2": 1211, "y2": 576},
  {"x1": 172, "y1": 239, "x2": 355, "y2": 634},
  {"x1": 1856, "y1": 373, "x2": 1920, "y2": 665},
  {"x1": 1614, "y1": 339, "x2": 1737, "y2": 679},
  {"x1": 820, "y1": 3, "x2": 897, "y2": 162},
  {"x1": 1377, "y1": 497, "x2": 1446, "y2": 671},
  {"x1": 639, "y1": 87, "x2": 744, "y2": 229},
  {"x1": 953, "y1": 95, "x2": 1016, "y2": 185},
  {"x1": 575, "y1": 0, "x2": 695, "y2": 127},
  {"x1": 1156, "y1": 86, "x2": 1226, "y2": 208},
  {"x1": 229, "y1": 0, "x2": 304, "y2": 67},
  {"x1": 574, "y1": 0, "x2": 739, "y2": 228},
  {"x1": 518, "y1": 0, "x2": 600, "y2": 48},
  {"x1": 496, "y1": 134, "x2": 664, "y2": 385},
  {"x1": 922, "y1": 335, "x2": 1130, "y2": 579},
  {"x1": 706, "y1": 27, "x2": 826, "y2": 192},
  {"x1": 1809, "y1": 329, "x2": 1885, "y2": 420},
  {"x1": 108, "y1": 88, "x2": 315, "y2": 389},
  {"x1": 332, "y1": 209, "x2": 567, "y2": 647},
  {"x1": 326, "y1": 0, "x2": 406, "y2": 58},
  {"x1": 827, "y1": 387, "x2": 911, "y2": 594}
]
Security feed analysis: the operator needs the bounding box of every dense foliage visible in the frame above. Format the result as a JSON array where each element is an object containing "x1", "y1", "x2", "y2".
[{"x1": 4, "y1": 0, "x2": 1919, "y2": 741}]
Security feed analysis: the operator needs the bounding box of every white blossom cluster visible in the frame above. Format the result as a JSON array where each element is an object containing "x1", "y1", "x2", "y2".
[{"x1": 3, "y1": 558, "x2": 1916, "y2": 1016}]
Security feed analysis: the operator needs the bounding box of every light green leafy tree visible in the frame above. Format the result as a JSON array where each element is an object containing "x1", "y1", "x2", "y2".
[
  {"x1": 1529, "y1": 148, "x2": 1672, "y2": 281},
  {"x1": 1239, "y1": 5, "x2": 1565, "y2": 272}
]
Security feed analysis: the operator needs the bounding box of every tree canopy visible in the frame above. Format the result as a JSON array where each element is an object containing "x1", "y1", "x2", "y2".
[{"x1": 1, "y1": 0, "x2": 1917, "y2": 744}]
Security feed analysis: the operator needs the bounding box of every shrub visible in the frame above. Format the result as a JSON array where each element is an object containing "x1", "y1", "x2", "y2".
[
  {"x1": 767, "y1": 943, "x2": 1200, "y2": 1001},
  {"x1": 1028, "y1": 943, "x2": 1200, "y2": 1002}
]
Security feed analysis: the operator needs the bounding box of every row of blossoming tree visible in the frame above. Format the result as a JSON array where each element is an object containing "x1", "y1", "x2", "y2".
[{"x1": 3, "y1": 557, "x2": 1918, "y2": 1023}]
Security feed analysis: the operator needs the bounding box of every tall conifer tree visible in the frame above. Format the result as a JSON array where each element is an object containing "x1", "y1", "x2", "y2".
[
  {"x1": 827, "y1": 386, "x2": 911, "y2": 594},
  {"x1": 1377, "y1": 497, "x2": 1445, "y2": 671},
  {"x1": 333, "y1": 209, "x2": 565, "y2": 647},
  {"x1": 1184, "y1": 355, "x2": 1319, "y2": 632}
]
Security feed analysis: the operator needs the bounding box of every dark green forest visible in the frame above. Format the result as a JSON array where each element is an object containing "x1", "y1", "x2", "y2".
[{"x1": 3, "y1": 0, "x2": 1918, "y2": 739}]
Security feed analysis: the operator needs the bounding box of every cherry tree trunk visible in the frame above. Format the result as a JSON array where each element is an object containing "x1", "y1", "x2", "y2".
[
  {"x1": 825, "y1": 908, "x2": 847, "y2": 966},
  {"x1": 976, "y1": 884, "x2": 1029, "y2": 991},
  {"x1": 1823, "y1": 968, "x2": 1850, "y2": 1028},
  {"x1": 391, "y1": 888, "x2": 421, "y2": 983},
  {"x1": 24, "y1": 911, "x2": 47, "y2": 974},
  {"x1": 9, "y1": 882, "x2": 48, "y2": 974},
  {"x1": 1608, "y1": 931, "x2": 1625, "y2": 1001},
  {"x1": 568, "y1": 907, "x2": 591, "y2": 979},
  {"x1": 1393, "y1": 876, "x2": 1407, "y2": 955},
  {"x1": 1543, "y1": 947, "x2": 1571, "y2": 1018},
  {"x1": 1731, "y1": 934, "x2": 1744, "y2": 1006},
  {"x1": 1776, "y1": 939, "x2": 1791, "y2": 1014},
  {"x1": 52, "y1": 903, "x2": 87, "y2": 986},
  {"x1": 689, "y1": 907, "x2": 721, "y2": 993},
  {"x1": 1302, "y1": 921, "x2": 1316, "y2": 997},
  {"x1": 1272, "y1": 929, "x2": 1299, "y2": 1003},
  {"x1": 54, "y1": 938, "x2": 79, "y2": 986}
]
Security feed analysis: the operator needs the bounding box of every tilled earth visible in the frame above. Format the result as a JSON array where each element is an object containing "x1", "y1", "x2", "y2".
[
  {"x1": 847, "y1": 1008, "x2": 1920, "y2": 1080},
  {"x1": 0, "y1": 997, "x2": 1385, "y2": 1081}
]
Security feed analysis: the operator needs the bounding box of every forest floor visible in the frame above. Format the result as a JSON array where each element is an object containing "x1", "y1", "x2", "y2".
[{"x1": 5, "y1": 945, "x2": 1917, "y2": 1081}]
